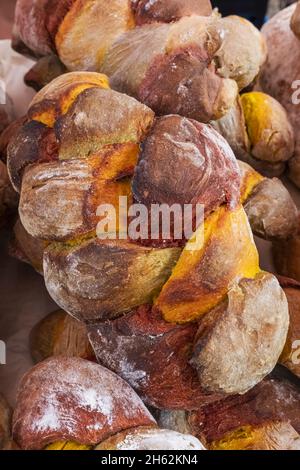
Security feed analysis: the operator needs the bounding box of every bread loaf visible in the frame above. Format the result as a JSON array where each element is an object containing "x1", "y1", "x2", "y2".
[
  {"x1": 13, "y1": 0, "x2": 267, "y2": 122},
  {"x1": 7, "y1": 72, "x2": 290, "y2": 410}
]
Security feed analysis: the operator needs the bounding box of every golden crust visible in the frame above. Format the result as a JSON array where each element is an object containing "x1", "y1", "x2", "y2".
[
  {"x1": 155, "y1": 205, "x2": 260, "y2": 324},
  {"x1": 30, "y1": 310, "x2": 95, "y2": 363},
  {"x1": 214, "y1": 16, "x2": 267, "y2": 90},
  {"x1": 56, "y1": 0, "x2": 135, "y2": 71},
  {"x1": 44, "y1": 238, "x2": 181, "y2": 322},
  {"x1": 191, "y1": 272, "x2": 289, "y2": 394},
  {"x1": 12, "y1": 357, "x2": 155, "y2": 450}
]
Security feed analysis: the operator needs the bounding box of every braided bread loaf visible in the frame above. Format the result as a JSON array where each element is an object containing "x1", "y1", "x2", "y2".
[
  {"x1": 0, "y1": 96, "x2": 18, "y2": 225},
  {"x1": 12, "y1": 0, "x2": 266, "y2": 123},
  {"x1": 7, "y1": 72, "x2": 291, "y2": 410},
  {"x1": 12, "y1": 357, "x2": 205, "y2": 450}
]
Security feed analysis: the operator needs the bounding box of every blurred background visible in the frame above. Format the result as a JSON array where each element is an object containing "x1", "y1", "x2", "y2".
[{"x1": 0, "y1": 0, "x2": 297, "y2": 40}]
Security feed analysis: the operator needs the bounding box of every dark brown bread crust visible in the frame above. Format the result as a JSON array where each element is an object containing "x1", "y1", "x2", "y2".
[
  {"x1": 133, "y1": 0, "x2": 212, "y2": 26},
  {"x1": 0, "y1": 395, "x2": 12, "y2": 450}
]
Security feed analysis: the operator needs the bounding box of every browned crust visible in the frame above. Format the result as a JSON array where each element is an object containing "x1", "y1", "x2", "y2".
[
  {"x1": 277, "y1": 277, "x2": 300, "y2": 378},
  {"x1": 88, "y1": 305, "x2": 224, "y2": 410},
  {"x1": 43, "y1": 238, "x2": 181, "y2": 322},
  {"x1": 12, "y1": 357, "x2": 155, "y2": 450},
  {"x1": 54, "y1": 87, "x2": 154, "y2": 160},
  {"x1": 273, "y1": 218, "x2": 300, "y2": 283},
  {"x1": 191, "y1": 273, "x2": 289, "y2": 395},
  {"x1": 139, "y1": 46, "x2": 237, "y2": 123},
  {"x1": 0, "y1": 394, "x2": 12, "y2": 450},
  {"x1": 10, "y1": 218, "x2": 46, "y2": 273},
  {"x1": 133, "y1": 115, "x2": 241, "y2": 218},
  {"x1": 13, "y1": 0, "x2": 54, "y2": 57},
  {"x1": 45, "y1": 0, "x2": 78, "y2": 44},
  {"x1": 244, "y1": 178, "x2": 299, "y2": 240},
  {"x1": 7, "y1": 120, "x2": 58, "y2": 192},
  {"x1": 133, "y1": 0, "x2": 212, "y2": 26},
  {"x1": 188, "y1": 375, "x2": 300, "y2": 444},
  {"x1": 24, "y1": 55, "x2": 68, "y2": 92},
  {"x1": 0, "y1": 116, "x2": 28, "y2": 164}
]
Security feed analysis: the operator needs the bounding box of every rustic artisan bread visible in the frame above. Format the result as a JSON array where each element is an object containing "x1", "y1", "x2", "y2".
[
  {"x1": 273, "y1": 218, "x2": 300, "y2": 282},
  {"x1": 7, "y1": 71, "x2": 290, "y2": 410},
  {"x1": 30, "y1": 310, "x2": 95, "y2": 364},
  {"x1": 12, "y1": 357, "x2": 204, "y2": 450},
  {"x1": 9, "y1": 218, "x2": 47, "y2": 274},
  {"x1": 158, "y1": 374, "x2": 300, "y2": 450},
  {"x1": 0, "y1": 394, "x2": 12, "y2": 450},
  {"x1": 276, "y1": 276, "x2": 300, "y2": 378},
  {"x1": 258, "y1": 3, "x2": 300, "y2": 187},
  {"x1": 211, "y1": 92, "x2": 295, "y2": 177},
  {"x1": 13, "y1": 1, "x2": 297, "y2": 175},
  {"x1": 12, "y1": 0, "x2": 266, "y2": 122},
  {"x1": 239, "y1": 161, "x2": 298, "y2": 241}
]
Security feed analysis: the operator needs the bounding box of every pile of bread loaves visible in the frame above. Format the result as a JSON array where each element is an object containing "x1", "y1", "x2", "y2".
[{"x1": 1, "y1": 0, "x2": 300, "y2": 451}]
